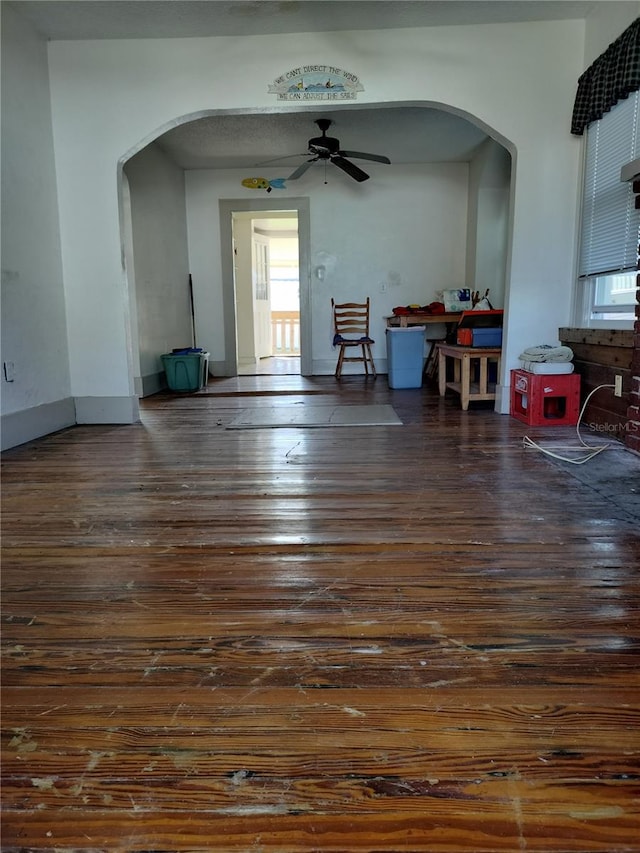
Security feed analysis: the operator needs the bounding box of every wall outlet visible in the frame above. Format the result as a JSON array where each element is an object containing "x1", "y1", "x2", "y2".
[
  {"x1": 3, "y1": 361, "x2": 15, "y2": 382},
  {"x1": 614, "y1": 375, "x2": 623, "y2": 397}
]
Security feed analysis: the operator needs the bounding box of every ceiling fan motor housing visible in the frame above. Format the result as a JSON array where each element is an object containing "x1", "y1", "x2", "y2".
[
  {"x1": 309, "y1": 135, "x2": 340, "y2": 156},
  {"x1": 309, "y1": 119, "x2": 340, "y2": 157}
]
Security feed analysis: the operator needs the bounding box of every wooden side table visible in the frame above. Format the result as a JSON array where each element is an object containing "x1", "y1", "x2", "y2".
[{"x1": 436, "y1": 343, "x2": 502, "y2": 410}]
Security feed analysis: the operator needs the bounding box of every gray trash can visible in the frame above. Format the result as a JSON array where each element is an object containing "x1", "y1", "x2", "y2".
[{"x1": 386, "y1": 327, "x2": 425, "y2": 389}]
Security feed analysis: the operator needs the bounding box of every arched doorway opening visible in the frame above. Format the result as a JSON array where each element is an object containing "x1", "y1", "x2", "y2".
[{"x1": 118, "y1": 103, "x2": 513, "y2": 393}]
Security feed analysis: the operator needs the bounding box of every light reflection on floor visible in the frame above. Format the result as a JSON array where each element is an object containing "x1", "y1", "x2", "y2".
[{"x1": 237, "y1": 356, "x2": 300, "y2": 376}]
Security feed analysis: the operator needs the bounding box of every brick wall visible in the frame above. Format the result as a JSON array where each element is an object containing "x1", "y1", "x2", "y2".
[
  {"x1": 626, "y1": 176, "x2": 640, "y2": 454},
  {"x1": 626, "y1": 176, "x2": 640, "y2": 452},
  {"x1": 626, "y1": 262, "x2": 640, "y2": 452}
]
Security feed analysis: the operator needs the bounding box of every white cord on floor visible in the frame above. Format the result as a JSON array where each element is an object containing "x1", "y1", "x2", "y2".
[{"x1": 522, "y1": 383, "x2": 615, "y2": 465}]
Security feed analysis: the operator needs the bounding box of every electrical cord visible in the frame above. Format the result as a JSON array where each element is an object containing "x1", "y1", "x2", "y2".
[{"x1": 522, "y1": 383, "x2": 616, "y2": 465}]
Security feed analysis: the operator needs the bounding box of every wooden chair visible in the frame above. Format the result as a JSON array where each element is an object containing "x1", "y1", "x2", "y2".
[{"x1": 331, "y1": 298, "x2": 376, "y2": 379}]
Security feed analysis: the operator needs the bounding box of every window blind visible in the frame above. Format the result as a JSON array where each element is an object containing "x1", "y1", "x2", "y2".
[{"x1": 579, "y1": 90, "x2": 640, "y2": 278}]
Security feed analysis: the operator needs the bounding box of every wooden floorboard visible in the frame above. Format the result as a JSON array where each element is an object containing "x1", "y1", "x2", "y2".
[{"x1": 2, "y1": 376, "x2": 639, "y2": 851}]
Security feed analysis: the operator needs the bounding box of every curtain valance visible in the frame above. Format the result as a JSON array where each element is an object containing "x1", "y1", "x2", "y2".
[{"x1": 571, "y1": 18, "x2": 640, "y2": 135}]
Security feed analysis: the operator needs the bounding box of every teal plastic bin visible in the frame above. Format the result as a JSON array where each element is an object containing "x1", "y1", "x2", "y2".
[
  {"x1": 161, "y1": 350, "x2": 209, "y2": 392},
  {"x1": 386, "y1": 327, "x2": 425, "y2": 389}
]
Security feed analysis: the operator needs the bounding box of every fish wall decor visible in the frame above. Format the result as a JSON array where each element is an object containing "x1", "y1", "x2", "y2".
[{"x1": 241, "y1": 177, "x2": 287, "y2": 193}]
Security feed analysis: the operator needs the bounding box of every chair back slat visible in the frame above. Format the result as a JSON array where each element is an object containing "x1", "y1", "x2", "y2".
[{"x1": 333, "y1": 299, "x2": 371, "y2": 337}]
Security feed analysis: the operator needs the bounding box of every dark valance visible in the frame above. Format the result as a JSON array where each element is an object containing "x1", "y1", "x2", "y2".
[{"x1": 571, "y1": 18, "x2": 640, "y2": 135}]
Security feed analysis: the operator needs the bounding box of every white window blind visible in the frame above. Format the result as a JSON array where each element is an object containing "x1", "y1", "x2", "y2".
[{"x1": 579, "y1": 90, "x2": 640, "y2": 278}]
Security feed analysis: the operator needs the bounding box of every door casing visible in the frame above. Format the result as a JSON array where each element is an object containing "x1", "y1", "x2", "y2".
[{"x1": 219, "y1": 198, "x2": 311, "y2": 376}]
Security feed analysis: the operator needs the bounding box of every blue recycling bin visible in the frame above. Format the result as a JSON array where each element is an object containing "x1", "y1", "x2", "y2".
[{"x1": 386, "y1": 327, "x2": 425, "y2": 389}]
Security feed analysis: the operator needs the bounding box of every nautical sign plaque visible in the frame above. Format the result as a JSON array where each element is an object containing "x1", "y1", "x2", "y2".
[{"x1": 268, "y1": 66, "x2": 364, "y2": 101}]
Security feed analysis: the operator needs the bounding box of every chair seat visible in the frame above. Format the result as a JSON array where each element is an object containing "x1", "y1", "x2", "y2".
[{"x1": 333, "y1": 334, "x2": 375, "y2": 346}]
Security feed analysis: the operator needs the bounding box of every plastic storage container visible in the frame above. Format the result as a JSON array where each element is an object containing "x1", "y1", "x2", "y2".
[
  {"x1": 161, "y1": 349, "x2": 209, "y2": 392},
  {"x1": 386, "y1": 326, "x2": 425, "y2": 389},
  {"x1": 456, "y1": 309, "x2": 504, "y2": 347},
  {"x1": 457, "y1": 327, "x2": 503, "y2": 347}
]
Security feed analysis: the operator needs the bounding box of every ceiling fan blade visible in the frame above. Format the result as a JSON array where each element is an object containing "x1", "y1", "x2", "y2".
[
  {"x1": 287, "y1": 159, "x2": 316, "y2": 180},
  {"x1": 339, "y1": 150, "x2": 391, "y2": 164},
  {"x1": 331, "y1": 155, "x2": 370, "y2": 182}
]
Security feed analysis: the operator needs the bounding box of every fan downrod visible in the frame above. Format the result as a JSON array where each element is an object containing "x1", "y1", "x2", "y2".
[{"x1": 315, "y1": 118, "x2": 332, "y2": 134}]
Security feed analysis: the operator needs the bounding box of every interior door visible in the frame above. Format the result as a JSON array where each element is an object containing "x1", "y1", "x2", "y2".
[{"x1": 252, "y1": 231, "x2": 271, "y2": 359}]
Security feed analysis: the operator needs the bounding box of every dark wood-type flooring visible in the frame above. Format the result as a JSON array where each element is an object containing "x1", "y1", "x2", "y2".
[{"x1": 2, "y1": 375, "x2": 639, "y2": 852}]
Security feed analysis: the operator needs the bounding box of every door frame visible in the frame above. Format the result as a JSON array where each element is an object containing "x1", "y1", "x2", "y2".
[{"x1": 219, "y1": 198, "x2": 311, "y2": 376}]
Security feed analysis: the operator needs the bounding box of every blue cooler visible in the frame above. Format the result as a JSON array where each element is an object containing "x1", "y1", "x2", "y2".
[{"x1": 386, "y1": 326, "x2": 425, "y2": 389}]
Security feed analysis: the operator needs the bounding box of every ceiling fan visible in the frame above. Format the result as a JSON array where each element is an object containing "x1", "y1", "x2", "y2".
[{"x1": 285, "y1": 118, "x2": 391, "y2": 183}]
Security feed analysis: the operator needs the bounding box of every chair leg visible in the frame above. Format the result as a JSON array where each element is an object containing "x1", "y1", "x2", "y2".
[
  {"x1": 362, "y1": 344, "x2": 369, "y2": 376},
  {"x1": 335, "y1": 345, "x2": 345, "y2": 379},
  {"x1": 365, "y1": 344, "x2": 376, "y2": 378}
]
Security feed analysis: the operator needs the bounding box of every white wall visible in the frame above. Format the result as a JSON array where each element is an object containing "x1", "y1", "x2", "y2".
[
  {"x1": 186, "y1": 163, "x2": 468, "y2": 374},
  {"x1": 584, "y1": 4, "x2": 640, "y2": 67},
  {"x1": 44, "y1": 19, "x2": 586, "y2": 413},
  {"x1": 124, "y1": 143, "x2": 192, "y2": 395},
  {"x1": 0, "y1": 4, "x2": 74, "y2": 448},
  {"x1": 467, "y1": 139, "x2": 511, "y2": 308}
]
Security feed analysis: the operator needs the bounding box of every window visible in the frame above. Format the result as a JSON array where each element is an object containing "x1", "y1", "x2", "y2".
[{"x1": 577, "y1": 90, "x2": 639, "y2": 328}]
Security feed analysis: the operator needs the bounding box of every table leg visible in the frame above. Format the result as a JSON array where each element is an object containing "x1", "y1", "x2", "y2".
[
  {"x1": 461, "y1": 355, "x2": 471, "y2": 411},
  {"x1": 438, "y1": 349, "x2": 446, "y2": 396},
  {"x1": 479, "y1": 356, "x2": 488, "y2": 394}
]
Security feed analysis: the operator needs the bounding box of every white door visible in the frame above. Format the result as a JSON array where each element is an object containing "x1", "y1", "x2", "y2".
[{"x1": 252, "y1": 232, "x2": 271, "y2": 359}]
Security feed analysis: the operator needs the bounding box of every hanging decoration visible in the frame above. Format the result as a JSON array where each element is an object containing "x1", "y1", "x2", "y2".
[{"x1": 241, "y1": 177, "x2": 288, "y2": 193}]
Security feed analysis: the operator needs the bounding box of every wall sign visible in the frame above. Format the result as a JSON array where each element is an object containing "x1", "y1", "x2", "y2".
[{"x1": 268, "y1": 66, "x2": 364, "y2": 101}]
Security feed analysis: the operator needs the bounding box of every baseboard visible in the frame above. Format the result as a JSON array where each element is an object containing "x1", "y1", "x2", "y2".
[
  {"x1": 75, "y1": 396, "x2": 140, "y2": 424},
  {"x1": 494, "y1": 383, "x2": 510, "y2": 414},
  {"x1": 136, "y1": 371, "x2": 167, "y2": 398},
  {"x1": 1, "y1": 397, "x2": 76, "y2": 451}
]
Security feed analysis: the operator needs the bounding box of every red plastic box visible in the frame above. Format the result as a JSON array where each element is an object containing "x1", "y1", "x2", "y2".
[{"x1": 510, "y1": 369, "x2": 580, "y2": 427}]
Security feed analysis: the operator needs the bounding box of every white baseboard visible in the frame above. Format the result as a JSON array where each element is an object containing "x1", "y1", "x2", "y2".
[
  {"x1": 74, "y1": 396, "x2": 140, "y2": 424},
  {"x1": 136, "y1": 371, "x2": 166, "y2": 398},
  {"x1": 1, "y1": 397, "x2": 76, "y2": 451}
]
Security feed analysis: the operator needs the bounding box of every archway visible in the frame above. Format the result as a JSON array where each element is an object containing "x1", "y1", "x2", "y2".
[{"x1": 118, "y1": 103, "x2": 513, "y2": 390}]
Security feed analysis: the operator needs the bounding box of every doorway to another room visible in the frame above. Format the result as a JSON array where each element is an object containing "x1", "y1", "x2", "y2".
[
  {"x1": 220, "y1": 198, "x2": 311, "y2": 377},
  {"x1": 232, "y1": 211, "x2": 300, "y2": 376}
]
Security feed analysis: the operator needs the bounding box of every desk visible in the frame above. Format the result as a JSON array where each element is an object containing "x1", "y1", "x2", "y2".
[
  {"x1": 385, "y1": 312, "x2": 461, "y2": 329},
  {"x1": 436, "y1": 342, "x2": 501, "y2": 410},
  {"x1": 385, "y1": 313, "x2": 461, "y2": 377}
]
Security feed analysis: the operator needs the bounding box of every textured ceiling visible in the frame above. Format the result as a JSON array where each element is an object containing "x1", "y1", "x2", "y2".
[
  {"x1": 8, "y1": 1, "x2": 604, "y2": 41},
  {"x1": 9, "y1": 0, "x2": 599, "y2": 170},
  {"x1": 154, "y1": 107, "x2": 490, "y2": 171}
]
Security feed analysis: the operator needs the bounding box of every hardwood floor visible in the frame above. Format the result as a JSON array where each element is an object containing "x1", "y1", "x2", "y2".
[
  {"x1": 237, "y1": 356, "x2": 301, "y2": 375},
  {"x1": 2, "y1": 376, "x2": 639, "y2": 852}
]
